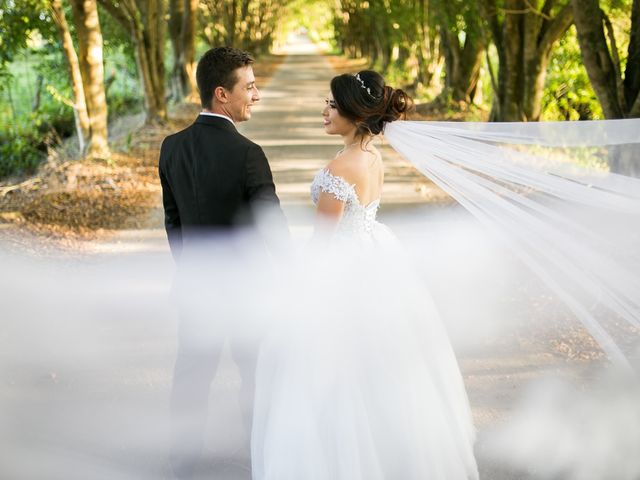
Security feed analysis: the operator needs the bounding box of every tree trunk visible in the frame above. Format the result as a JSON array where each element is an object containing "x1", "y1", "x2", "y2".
[
  {"x1": 99, "y1": 0, "x2": 167, "y2": 124},
  {"x1": 572, "y1": 0, "x2": 640, "y2": 174},
  {"x1": 523, "y1": 3, "x2": 573, "y2": 120},
  {"x1": 459, "y1": 44, "x2": 485, "y2": 103},
  {"x1": 503, "y1": 0, "x2": 526, "y2": 120},
  {"x1": 51, "y1": 0, "x2": 90, "y2": 154},
  {"x1": 478, "y1": 0, "x2": 504, "y2": 120},
  {"x1": 134, "y1": 31, "x2": 166, "y2": 123},
  {"x1": 180, "y1": 0, "x2": 198, "y2": 100},
  {"x1": 441, "y1": 27, "x2": 461, "y2": 90},
  {"x1": 138, "y1": 0, "x2": 166, "y2": 124},
  {"x1": 572, "y1": 0, "x2": 640, "y2": 120},
  {"x1": 32, "y1": 74, "x2": 44, "y2": 111},
  {"x1": 438, "y1": 0, "x2": 485, "y2": 104},
  {"x1": 69, "y1": 0, "x2": 110, "y2": 159},
  {"x1": 168, "y1": 0, "x2": 185, "y2": 100},
  {"x1": 414, "y1": 0, "x2": 442, "y2": 90},
  {"x1": 571, "y1": 0, "x2": 625, "y2": 119},
  {"x1": 481, "y1": 0, "x2": 573, "y2": 121},
  {"x1": 226, "y1": 0, "x2": 237, "y2": 45},
  {"x1": 442, "y1": 28, "x2": 485, "y2": 103},
  {"x1": 625, "y1": 0, "x2": 640, "y2": 116}
]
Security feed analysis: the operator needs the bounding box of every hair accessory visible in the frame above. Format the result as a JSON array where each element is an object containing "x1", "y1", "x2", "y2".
[{"x1": 354, "y1": 73, "x2": 377, "y2": 99}]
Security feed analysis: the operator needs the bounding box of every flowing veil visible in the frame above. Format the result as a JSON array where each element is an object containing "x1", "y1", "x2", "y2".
[{"x1": 384, "y1": 119, "x2": 640, "y2": 371}]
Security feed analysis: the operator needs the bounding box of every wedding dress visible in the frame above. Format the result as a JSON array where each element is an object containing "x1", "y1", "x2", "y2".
[
  {"x1": 250, "y1": 167, "x2": 479, "y2": 479},
  {"x1": 309, "y1": 168, "x2": 395, "y2": 245}
]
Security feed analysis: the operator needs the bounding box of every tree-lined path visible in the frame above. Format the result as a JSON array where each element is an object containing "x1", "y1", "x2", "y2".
[
  {"x1": 87, "y1": 34, "x2": 444, "y2": 254},
  {"x1": 0, "y1": 36, "x2": 616, "y2": 480}
]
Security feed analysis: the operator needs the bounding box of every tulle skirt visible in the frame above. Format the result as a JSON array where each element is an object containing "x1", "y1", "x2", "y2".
[{"x1": 251, "y1": 223, "x2": 479, "y2": 479}]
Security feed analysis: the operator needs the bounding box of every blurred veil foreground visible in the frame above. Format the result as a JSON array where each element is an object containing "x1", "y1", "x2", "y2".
[
  {"x1": 1, "y1": 206, "x2": 639, "y2": 479},
  {"x1": 0, "y1": 228, "x2": 477, "y2": 479}
]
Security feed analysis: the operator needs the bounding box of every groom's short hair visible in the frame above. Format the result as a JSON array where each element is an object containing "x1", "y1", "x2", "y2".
[{"x1": 196, "y1": 47, "x2": 254, "y2": 109}]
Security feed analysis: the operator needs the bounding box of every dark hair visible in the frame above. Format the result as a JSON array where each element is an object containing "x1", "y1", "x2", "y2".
[
  {"x1": 330, "y1": 70, "x2": 413, "y2": 137},
  {"x1": 196, "y1": 46, "x2": 254, "y2": 109}
]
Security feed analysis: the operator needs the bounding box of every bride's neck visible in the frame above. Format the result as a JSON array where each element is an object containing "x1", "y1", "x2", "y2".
[{"x1": 342, "y1": 133, "x2": 371, "y2": 147}]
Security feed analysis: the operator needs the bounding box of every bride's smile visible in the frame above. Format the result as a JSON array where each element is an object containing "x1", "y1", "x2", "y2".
[{"x1": 322, "y1": 94, "x2": 356, "y2": 137}]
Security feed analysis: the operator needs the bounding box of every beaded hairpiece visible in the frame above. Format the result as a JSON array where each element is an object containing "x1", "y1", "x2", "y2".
[{"x1": 353, "y1": 73, "x2": 377, "y2": 99}]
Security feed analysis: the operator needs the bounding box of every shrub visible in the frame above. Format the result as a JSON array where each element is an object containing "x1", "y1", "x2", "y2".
[
  {"x1": 0, "y1": 120, "x2": 48, "y2": 179},
  {"x1": 0, "y1": 108, "x2": 69, "y2": 179}
]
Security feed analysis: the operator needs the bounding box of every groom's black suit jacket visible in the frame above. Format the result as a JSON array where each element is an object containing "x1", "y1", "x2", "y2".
[{"x1": 159, "y1": 114, "x2": 284, "y2": 260}]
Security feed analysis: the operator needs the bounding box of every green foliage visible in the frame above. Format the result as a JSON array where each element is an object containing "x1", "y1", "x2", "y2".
[
  {"x1": 107, "y1": 88, "x2": 142, "y2": 117},
  {"x1": 0, "y1": 115, "x2": 51, "y2": 178},
  {"x1": 103, "y1": 43, "x2": 143, "y2": 116},
  {"x1": 275, "y1": 0, "x2": 335, "y2": 49},
  {"x1": 542, "y1": 28, "x2": 603, "y2": 120},
  {"x1": 99, "y1": 3, "x2": 136, "y2": 58},
  {"x1": 0, "y1": 0, "x2": 55, "y2": 88},
  {"x1": 199, "y1": 0, "x2": 290, "y2": 55},
  {"x1": 0, "y1": 50, "x2": 72, "y2": 178},
  {"x1": 331, "y1": 0, "x2": 417, "y2": 76},
  {"x1": 603, "y1": 0, "x2": 632, "y2": 72},
  {"x1": 435, "y1": 0, "x2": 482, "y2": 38},
  {"x1": 1, "y1": 48, "x2": 74, "y2": 128}
]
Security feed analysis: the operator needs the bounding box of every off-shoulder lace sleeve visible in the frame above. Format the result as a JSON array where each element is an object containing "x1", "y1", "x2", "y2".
[{"x1": 310, "y1": 169, "x2": 358, "y2": 204}]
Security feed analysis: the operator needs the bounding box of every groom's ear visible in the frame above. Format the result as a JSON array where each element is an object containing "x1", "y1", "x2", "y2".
[{"x1": 213, "y1": 86, "x2": 228, "y2": 104}]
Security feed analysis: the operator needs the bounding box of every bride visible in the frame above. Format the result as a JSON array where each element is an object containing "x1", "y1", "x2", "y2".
[{"x1": 250, "y1": 71, "x2": 479, "y2": 479}]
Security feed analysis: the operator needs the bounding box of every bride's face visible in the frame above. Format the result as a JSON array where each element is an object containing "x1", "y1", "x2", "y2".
[{"x1": 322, "y1": 93, "x2": 356, "y2": 137}]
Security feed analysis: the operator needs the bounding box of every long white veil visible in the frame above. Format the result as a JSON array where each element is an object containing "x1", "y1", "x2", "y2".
[{"x1": 385, "y1": 119, "x2": 640, "y2": 371}]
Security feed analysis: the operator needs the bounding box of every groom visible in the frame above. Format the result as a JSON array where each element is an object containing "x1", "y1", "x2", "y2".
[{"x1": 159, "y1": 46, "x2": 287, "y2": 478}]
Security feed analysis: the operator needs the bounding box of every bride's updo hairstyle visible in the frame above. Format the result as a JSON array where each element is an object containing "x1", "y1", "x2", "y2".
[{"x1": 330, "y1": 70, "x2": 412, "y2": 136}]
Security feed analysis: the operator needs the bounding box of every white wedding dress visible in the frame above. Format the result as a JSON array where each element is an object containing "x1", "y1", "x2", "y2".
[{"x1": 250, "y1": 168, "x2": 479, "y2": 479}]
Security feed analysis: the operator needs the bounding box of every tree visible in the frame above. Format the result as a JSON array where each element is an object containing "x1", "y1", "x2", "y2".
[
  {"x1": 98, "y1": 0, "x2": 167, "y2": 124},
  {"x1": 412, "y1": 0, "x2": 444, "y2": 92},
  {"x1": 436, "y1": 0, "x2": 485, "y2": 103},
  {"x1": 50, "y1": 0, "x2": 91, "y2": 154},
  {"x1": 68, "y1": 0, "x2": 110, "y2": 159},
  {"x1": 332, "y1": 0, "x2": 370, "y2": 59},
  {"x1": 571, "y1": 0, "x2": 640, "y2": 175},
  {"x1": 571, "y1": 0, "x2": 640, "y2": 119},
  {"x1": 200, "y1": 0, "x2": 286, "y2": 55},
  {"x1": 479, "y1": 0, "x2": 574, "y2": 121},
  {"x1": 168, "y1": 0, "x2": 198, "y2": 101},
  {"x1": 333, "y1": 0, "x2": 443, "y2": 88}
]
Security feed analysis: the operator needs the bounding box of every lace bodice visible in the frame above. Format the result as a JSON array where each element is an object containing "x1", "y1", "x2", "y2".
[{"x1": 310, "y1": 169, "x2": 381, "y2": 237}]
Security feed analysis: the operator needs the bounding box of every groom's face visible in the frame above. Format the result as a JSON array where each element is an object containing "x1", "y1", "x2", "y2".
[{"x1": 221, "y1": 66, "x2": 260, "y2": 123}]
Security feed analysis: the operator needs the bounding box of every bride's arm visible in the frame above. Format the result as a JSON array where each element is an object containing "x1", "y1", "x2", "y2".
[
  {"x1": 312, "y1": 162, "x2": 359, "y2": 239},
  {"x1": 315, "y1": 192, "x2": 345, "y2": 233}
]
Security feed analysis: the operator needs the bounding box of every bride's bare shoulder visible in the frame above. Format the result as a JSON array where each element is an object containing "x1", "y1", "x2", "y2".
[
  {"x1": 326, "y1": 155, "x2": 354, "y2": 175},
  {"x1": 327, "y1": 147, "x2": 380, "y2": 183}
]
